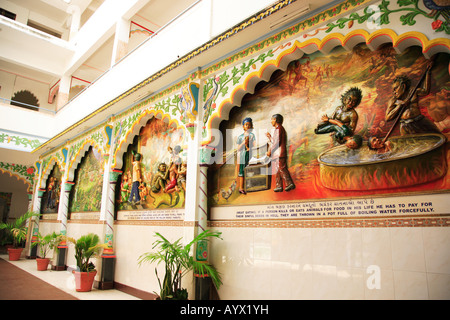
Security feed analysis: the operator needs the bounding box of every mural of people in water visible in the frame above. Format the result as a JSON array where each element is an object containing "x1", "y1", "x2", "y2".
[
  {"x1": 209, "y1": 44, "x2": 450, "y2": 206},
  {"x1": 116, "y1": 117, "x2": 187, "y2": 211}
]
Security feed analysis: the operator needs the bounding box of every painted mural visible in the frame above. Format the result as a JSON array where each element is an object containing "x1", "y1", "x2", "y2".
[
  {"x1": 210, "y1": 43, "x2": 450, "y2": 206},
  {"x1": 116, "y1": 117, "x2": 187, "y2": 211},
  {"x1": 41, "y1": 165, "x2": 62, "y2": 213},
  {"x1": 69, "y1": 147, "x2": 104, "y2": 212}
]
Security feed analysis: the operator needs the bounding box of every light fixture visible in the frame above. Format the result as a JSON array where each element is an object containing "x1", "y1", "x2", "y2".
[
  {"x1": 63, "y1": 0, "x2": 71, "y2": 4},
  {"x1": 269, "y1": 4, "x2": 311, "y2": 30}
]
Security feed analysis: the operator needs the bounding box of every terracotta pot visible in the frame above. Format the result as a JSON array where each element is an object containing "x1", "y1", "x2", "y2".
[
  {"x1": 36, "y1": 258, "x2": 50, "y2": 271},
  {"x1": 7, "y1": 248, "x2": 23, "y2": 261},
  {"x1": 73, "y1": 270, "x2": 97, "y2": 292}
]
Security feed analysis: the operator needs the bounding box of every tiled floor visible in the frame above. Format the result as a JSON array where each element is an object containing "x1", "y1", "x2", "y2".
[{"x1": 0, "y1": 255, "x2": 140, "y2": 300}]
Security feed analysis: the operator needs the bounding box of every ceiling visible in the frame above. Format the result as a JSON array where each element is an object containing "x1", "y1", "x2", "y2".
[{"x1": 1, "y1": 0, "x2": 199, "y2": 86}]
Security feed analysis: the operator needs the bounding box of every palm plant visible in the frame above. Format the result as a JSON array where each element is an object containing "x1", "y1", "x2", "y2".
[
  {"x1": 138, "y1": 229, "x2": 223, "y2": 300},
  {"x1": 31, "y1": 232, "x2": 62, "y2": 258},
  {"x1": 0, "y1": 211, "x2": 39, "y2": 248},
  {"x1": 66, "y1": 233, "x2": 107, "y2": 272}
]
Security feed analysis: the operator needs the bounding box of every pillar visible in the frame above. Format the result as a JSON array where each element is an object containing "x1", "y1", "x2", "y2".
[
  {"x1": 23, "y1": 191, "x2": 34, "y2": 256},
  {"x1": 54, "y1": 181, "x2": 74, "y2": 271},
  {"x1": 56, "y1": 75, "x2": 71, "y2": 111},
  {"x1": 97, "y1": 168, "x2": 122, "y2": 290},
  {"x1": 195, "y1": 146, "x2": 215, "y2": 300},
  {"x1": 111, "y1": 18, "x2": 130, "y2": 65},
  {"x1": 67, "y1": 5, "x2": 81, "y2": 41},
  {"x1": 28, "y1": 188, "x2": 45, "y2": 258}
]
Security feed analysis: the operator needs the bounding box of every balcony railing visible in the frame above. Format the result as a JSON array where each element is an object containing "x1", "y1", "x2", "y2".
[
  {"x1": 0, "y1": 97, "x2": 56, "y2": 114},
  {"x1": 58, "y1": 0, "x2": 203, "y2": 113}
]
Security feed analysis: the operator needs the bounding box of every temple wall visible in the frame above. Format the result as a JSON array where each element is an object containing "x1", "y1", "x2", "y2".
[{"x1": 33, "y1": 0, "x2": 450, "y2": 299}]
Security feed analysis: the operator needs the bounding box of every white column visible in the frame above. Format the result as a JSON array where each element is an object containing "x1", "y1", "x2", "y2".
[
  {"x1": 56, "y1": 75, "x2": 71, "y2": 111},
  {"x1": 67, "y1": 5, "x2": 81, "y2": 41},
  {"x1": 111, "y1": 18, "x2": 131, "y2": 66}
]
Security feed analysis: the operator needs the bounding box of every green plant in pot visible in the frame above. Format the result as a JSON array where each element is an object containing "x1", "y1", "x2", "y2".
[
  {"x1": 65, "y1": 233, "x2": 107, "y2": 292},
  {"x1": 138, "y1": 229, "x2": 223, "y2": 300},
  {"x1": 31, "y1": 232, "x2": 62, "y2": 271},
  {"x1": 0, "y1": 211, "x2": 39, "y2": 261}
]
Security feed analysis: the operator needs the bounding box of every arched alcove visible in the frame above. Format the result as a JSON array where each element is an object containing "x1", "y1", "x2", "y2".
[
  {"x1": 66, "y1": 140, "x2": 103, "y2": 182},
  {"x1": 39, "y1": 157, "x2": 63, "y2": 190},
  {"x1": 68, "y1": 145, "x2": 104, "y2": 213},
  {"x1": 113, "y1": 114, "x2": 187, "y2": 212},
  {"x1": 11, "y1": 90, "x2": 40, "y2": 111},
  {"x1": 0, "y1": 171, "x2": 30, "y2": 220},
  {"x1": 112, "y1": 110, "x2": 185, "y2": 170},
  {"x1": 204, "y1": 29, "x2": 450, "y2": 147},
  {"x1": 208, "y1": 38, "x2": 450, "y2": 206}
]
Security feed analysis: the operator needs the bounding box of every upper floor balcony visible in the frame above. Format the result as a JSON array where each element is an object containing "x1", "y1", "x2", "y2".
[{"x1": 0, "y1": 0, "x2": 324, "y2": 157}]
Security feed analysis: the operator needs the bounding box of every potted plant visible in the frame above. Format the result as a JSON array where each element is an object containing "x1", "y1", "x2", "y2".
[
  {"x1": 0, "y1": 231, "x2": 14, "y2": 254},
  {"x1": 31, "y1": 232, "x2": 62, "y2": 271},
  {"x1": 66, "y1": 233, "x2": 107, "y2": 292},
  {"x1": 138, "y1": 229, "x2": 223, "y2": 300},
  {"x1": 0, "y1": 211, "x2": 39, "y2": 261}
]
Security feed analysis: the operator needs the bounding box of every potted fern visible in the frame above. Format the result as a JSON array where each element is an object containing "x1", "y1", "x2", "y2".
[
  {"x1": 31, "y1": 232, "x2": 62, "y2": 271},
  {"x1": 66, "y1": 233, "x2": 107, "y2": 292},
  {"x1": 0, "y1": 211, "x2": 39, "y2": 261},
  {"x1": 138, "y1": 229, "x2": 223, "y2": 300}
]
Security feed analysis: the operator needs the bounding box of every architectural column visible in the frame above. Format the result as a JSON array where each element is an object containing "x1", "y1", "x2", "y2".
[
  {"x1": 27, "y1": 191, "x2": 33, "y2": 212},
  {"x1": 194, "y1": 146, "x2": 215, "y2": 300},
  {"x1": 28, "y1": 188, "x2": 45, "y2": 258},
  {"x1": 97, "y1": 168, "x2": 122, "y2": 290},
  {"x1": 23, "y1": 191, "x2": 34, "y2": 257},
  {"x1": 24, "y1": 191, "x2": 33, "y2": 231},
  {"x1": 111, "y1": 18, "x2": 130, "y2": 66},
  {"x1": 56, "y1": 75, "x2": 71, "y2": 111},
  {"x1": 67, "y1": 5, "x2": 81, "y2": 41},
  {"x1": 54, "y1": 180, "x2": 74, "y2": 270}
]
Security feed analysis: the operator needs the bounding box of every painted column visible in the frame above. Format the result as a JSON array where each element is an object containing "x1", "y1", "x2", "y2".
[
  {"x1": 28, "y1": 188, "x2": 45, "y2": 258},
  {"x1": 197, "y1": 146, "x2": 216, "y2": 235},
  {"x1": 54, "y1": 180, "x2": 74, "y2": 270},
  {"x1": 191, "y1": 73, "x2": 215, "y2": 299},
  {"x1": 23, "y1": 191, "x2": 34, "y2": 257},
  {"x1": 103, "y1": 169, "x2": 122, "y2": 256},
  {"x1": 195, "y1": 146, "x2": 215, "y2": 300},
  {"x1": 24, "y1": 191, "x2": 33, "y2": 232},
  {"x1": 27, "y1": 192, "x2": 33, "y2": 212},
  {"x1": 97, "y1": 168, "x2": 122, "y2": 290}
]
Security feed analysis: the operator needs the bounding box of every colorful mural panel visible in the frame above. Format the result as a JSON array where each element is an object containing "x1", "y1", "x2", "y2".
[
  {"x1": 210, "y1": 44, "x2": 450, "y2": 206},
  {"x1": 41, "y1": 165, "x2": 62, "y2": 213},
  {"x1": 69, "y1": 147, "x2": 104, "y2": 213},
  {"x1": 116, "y1": 118, "x2": 187, "y2": 211}
]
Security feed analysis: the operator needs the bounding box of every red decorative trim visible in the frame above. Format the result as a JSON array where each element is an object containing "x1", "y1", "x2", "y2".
[{"x1": 208, "y1": 216, "x2": 450, "y2": 228}]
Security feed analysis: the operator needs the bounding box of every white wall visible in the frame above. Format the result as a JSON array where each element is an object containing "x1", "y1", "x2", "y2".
[
  {"x1": 0, "y1": 172, "x2": 29, "y2": 220},
  {"x1": 209, "y1": 225, "x2": 450, "y2": 300}
]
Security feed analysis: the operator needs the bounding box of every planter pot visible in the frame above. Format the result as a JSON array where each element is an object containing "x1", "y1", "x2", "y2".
[
  {"x1": 36, "y1": 258, "x2": 50, "y2": 271},
  {"x1": 7, "y1": 248, "x2": 23, "y2": 261},
  {"x1": 73, "y1": 270, "x2": 97, "y2": 292}
]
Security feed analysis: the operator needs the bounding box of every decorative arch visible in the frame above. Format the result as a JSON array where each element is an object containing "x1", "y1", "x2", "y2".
[
  {"x1": 11, "y1": 90, "x2": 39, "y2": 111},
  {"x1": 0, "y1": 163, "x2": 35, "y2": 193},
  {"x1": 48, "y1": 83, "x2": 59, "y2": 104},
  {"x1": 202, "y1": 29, "x2": 450, "y2": 146},
  {"x1": 112, "y1": 109, "x2": 185, "y2": 170},
  {"x1": 38, "y1": 156, "x2": 64, "y2": 190},
  {"x1": 66, "y1": 139, "x2": 104, "y2": 182}
]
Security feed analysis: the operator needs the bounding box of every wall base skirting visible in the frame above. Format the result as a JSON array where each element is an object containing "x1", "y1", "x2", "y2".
[{"x1": 208, "y1": 215, "x2": 450, "y2": 228}]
